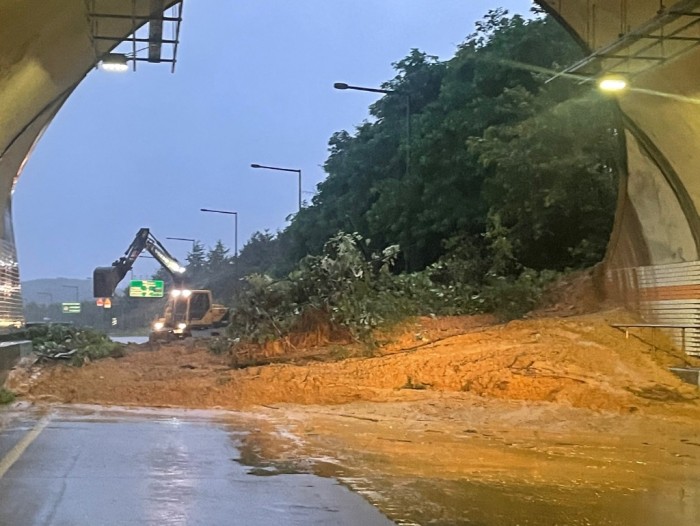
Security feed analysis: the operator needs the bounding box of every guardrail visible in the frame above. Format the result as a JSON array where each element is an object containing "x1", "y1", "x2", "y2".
[
  {"x1": 0, "y1": 340, "x2": 32, "y2": 386},
  {"x1": 610, "y1": 323, "x2": 698, "y2": 355},
  {"x1": 604, "y1": 261, "x2": 700, "y2": 356}
]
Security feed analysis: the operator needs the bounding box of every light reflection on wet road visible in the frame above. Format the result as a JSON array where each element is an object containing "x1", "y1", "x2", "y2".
[{"x1": 0, "y1": 406, "x2": 394, "y2": 525}]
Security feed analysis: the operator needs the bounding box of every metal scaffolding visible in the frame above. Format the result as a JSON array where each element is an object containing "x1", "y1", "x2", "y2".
[
  {"x1": 551, "y1": 0, "x2": 700, "y2": 82},
  {"x1": 88, "y1": 0, "x2": 184, "y2": 72}
]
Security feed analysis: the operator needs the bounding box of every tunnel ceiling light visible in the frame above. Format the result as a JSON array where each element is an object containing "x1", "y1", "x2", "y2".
[
  {"x1": 546, "y1": 4, "x2": 700, "y2": 84},
  {"x1": 100, "y1": 53, "x2": 129, "y2": 72},
  {"x1": 597, "y1": 75, "x2": 629, "y2": 93}
]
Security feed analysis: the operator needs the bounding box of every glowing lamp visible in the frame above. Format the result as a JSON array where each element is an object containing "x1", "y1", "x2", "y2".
[
  {"x1": 597, "y1": 75, "x2": 628, "y2": 93},
  {"x1": 100, "y1": 53, "x2": 129, "y2": 72}
]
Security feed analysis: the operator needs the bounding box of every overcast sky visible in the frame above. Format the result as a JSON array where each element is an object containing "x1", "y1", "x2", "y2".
[{"x1": 14, "y1": 0, "x2": 533, "y2": 281}]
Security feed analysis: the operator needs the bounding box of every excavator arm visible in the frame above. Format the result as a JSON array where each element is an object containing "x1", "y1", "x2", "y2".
[{"x1": 93, "y1": 228, "x2": 187, "y2": 297}]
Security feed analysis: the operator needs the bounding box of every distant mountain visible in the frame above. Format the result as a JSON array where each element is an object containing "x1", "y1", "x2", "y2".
[{"x1": 22, "y1": 278, "x2": 94, "y2": 305}]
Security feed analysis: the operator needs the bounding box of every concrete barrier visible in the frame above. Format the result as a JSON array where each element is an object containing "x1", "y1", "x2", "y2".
[{"x1": 0, "y1": 340, "x2": 32, "y2": 386}]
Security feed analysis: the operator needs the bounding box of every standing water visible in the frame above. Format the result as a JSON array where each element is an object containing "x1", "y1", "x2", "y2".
[{"x1": 110, "y1": 335, "x2": 149, "y2": 344}]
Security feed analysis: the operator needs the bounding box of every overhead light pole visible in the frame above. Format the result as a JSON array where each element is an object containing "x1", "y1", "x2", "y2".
[
  {"x1": 166, "y1": 237, "x2": 197, "y2": 252},
  {"x1": 200, "y1": 208, "x2": 238, "y2": 260},
  {"x1": 334, "y1": 82, "x2": 411, "y2": 178},
  {"x1": 250, "y1": 164, "x2": 302, "y2": 212}
]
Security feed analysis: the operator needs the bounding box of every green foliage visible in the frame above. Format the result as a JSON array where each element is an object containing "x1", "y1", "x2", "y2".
[
  {"x1": 186, "y1": 241, "x2": 207, "y2": 281},
  {"x1": 151, "y1": 266, "x2": 171, "y2": 284},
  {"x1": 277, "y1": 11, "x2": 618, "y2": 276},
  {"x1": 28, "y1": 324, "x2": 124, "y2": 367},
  {"x1": 229, "y1": 233, "x2": 402, "y2": 343},
  {"x1": 228, "y1": 231, "x2": 557, "y2": 347},
  {"x1": 207, "y1": 241, "x2": 232, "y2": 273},
  {"x1": 237, "y1": 230, "x2": 290, "y2": 278},
  {"x1": 0, "y1": 388, "x2": 15, "y2": 404},
  {"x1": 470, "y1": 91, "x2": 621, "y2": 270},
  {"x1": 145, "y1": 11, "x2": 623, "y2": 339},
  {"x1": 208, "y1": 336, "x2": 233, "y2": 356},
  {"x1": 314, "y1": 236, "x2": 404, "y2": 338},
  {"x1": 477, "y1": 269, "x2": 557, "y2": 322},
  {"x1": 228, "y1": 273, "x2": 298, "y2": 344},
  {"x1": 390, "y1": 264, "x2": 480, "y2": 317}
]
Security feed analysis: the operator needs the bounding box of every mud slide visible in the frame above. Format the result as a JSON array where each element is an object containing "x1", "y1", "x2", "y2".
[{"x1": 6, "y1": 309, "x2": 700, "y2": 525}]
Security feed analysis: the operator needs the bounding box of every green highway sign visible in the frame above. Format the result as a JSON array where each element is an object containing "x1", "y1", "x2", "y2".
[
  {"x1": 62, "y1": 302, "x2": 81, "y2": 314},
  {"x1": 129, "y1": 279, "x2": 165, "y2": 298}
]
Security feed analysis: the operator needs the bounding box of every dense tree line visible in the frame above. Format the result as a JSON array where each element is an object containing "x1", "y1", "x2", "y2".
[
  {"x1": 279, "y1": 11, "x2": 619, "y2": 275},
  {"x1": 191, "y1": 10, "x2": 621, "y2": 304},
  {"x1": 32, "y1": 10, "x2": 622, "y2": 330}
]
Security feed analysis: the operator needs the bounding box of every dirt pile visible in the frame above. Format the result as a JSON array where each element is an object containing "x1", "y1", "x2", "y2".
[{"x1": 9, "y1": 310, "x2": 699, "y2": 415}]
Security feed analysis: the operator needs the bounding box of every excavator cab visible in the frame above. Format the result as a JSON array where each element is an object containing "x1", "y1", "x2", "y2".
[
  {"x1": 188, "y1": 291, "x2": 211, "y2": 321},
  {"x1": 150, "y1": 289, "x2": 227, "y2": 342}
]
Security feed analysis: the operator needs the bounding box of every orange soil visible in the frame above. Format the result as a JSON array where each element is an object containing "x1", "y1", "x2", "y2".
[
  {"x1": 7, "y1": 306, "x2": 700, "y2": 524},
  {"x1": 10, "y1": 310, "x2": 698, "y2": 415}
]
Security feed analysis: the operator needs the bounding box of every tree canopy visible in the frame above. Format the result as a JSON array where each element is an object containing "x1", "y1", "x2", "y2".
[
  {"x1": 149, "y1": 10, "x2": 621, "y2": 312},
  {"x1": 278, "y1": 10, "x2": 620, "y2": 275}
]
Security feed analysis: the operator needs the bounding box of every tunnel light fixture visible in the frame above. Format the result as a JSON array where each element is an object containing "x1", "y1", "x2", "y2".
[
  {"x1": 597, "y1": 75, "x2": 629, "y2": 93},
  {"x1": 100, "y1": 53, "x2": 129, "y2": 72}
]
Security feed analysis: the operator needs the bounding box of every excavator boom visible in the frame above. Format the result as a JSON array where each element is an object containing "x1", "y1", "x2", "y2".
[
  {"x1": 93, "y1": 228, "x2": 187, "y2": 297},
  {"x1": 93, "y1": 228, "x2": 229, "y2": 340}
]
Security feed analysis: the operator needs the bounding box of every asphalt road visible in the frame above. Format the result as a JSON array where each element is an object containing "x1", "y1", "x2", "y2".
[{"x1": 0, "y1": 405, "x2": 395, "y2": 525}]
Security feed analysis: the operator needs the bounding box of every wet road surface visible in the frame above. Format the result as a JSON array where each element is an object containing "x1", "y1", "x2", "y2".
[{"x1": 0, "y1": 405, "x2": 394, "y2": 525}]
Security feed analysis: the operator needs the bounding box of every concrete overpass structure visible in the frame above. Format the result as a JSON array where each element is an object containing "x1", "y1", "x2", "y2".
[{"x1": 1, "y1": 1, "x2": 700, "y2": 348}]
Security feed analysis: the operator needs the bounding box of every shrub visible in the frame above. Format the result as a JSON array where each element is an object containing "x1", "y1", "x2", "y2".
[
  {"x1": 28, "y1": 325, "x2": 124, "y2": 366},
  {"x1": 228, "y1": 233, "x2": 402, "y2": 344},
  {"x1": 226, "y1": 231, "x2": 560, "y2": 350},
  {"x1": 0, "y1": 388, "x2": 15, "y2": 404},
  {"x1": 477, "y1": 269, "x2": 557, "y2": 321}
]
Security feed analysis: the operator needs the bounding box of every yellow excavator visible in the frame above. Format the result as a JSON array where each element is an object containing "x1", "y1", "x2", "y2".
[{"x1": 93, "y1": 228, "x2": 229, "y2": 341}]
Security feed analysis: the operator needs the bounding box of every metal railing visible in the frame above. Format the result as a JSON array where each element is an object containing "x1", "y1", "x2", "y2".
[{"x1": 610, "y1": 323, "x2": 699, "y2": 355}]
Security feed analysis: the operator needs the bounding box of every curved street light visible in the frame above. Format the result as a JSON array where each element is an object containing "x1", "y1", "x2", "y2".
[
  {"x1": 200, "y1": 208, "x2": 238, "y2": 259},
  {"x1": 334, "y1": 81, "x2": 411, "y2": 177},
  {"x1": 166, "y1": 237, "x2": 197, "y2": 252},
  {"x1": 250, "y1": 164, "x2": 302, "y2": 212}
]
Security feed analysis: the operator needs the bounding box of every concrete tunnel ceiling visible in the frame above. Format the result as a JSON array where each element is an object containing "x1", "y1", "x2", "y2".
[
  {"x1": 538, "y1": 0, "x2": 700, "y2": 352},
  {"x1": 0, "y1": 0, "x2": 181, "y2": 327},
  {"x1": 1, "y1": 1, "x2": 700, "y2": 332}
]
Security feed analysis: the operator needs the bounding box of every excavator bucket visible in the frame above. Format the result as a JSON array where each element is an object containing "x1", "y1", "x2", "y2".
[{"x1": 93, "y1": 267, "x2": 123, "y2": 298}]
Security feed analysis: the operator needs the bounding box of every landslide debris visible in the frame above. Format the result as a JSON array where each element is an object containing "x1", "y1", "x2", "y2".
[{"x1": 10, "y1": 310, "x2": 699, "y2": 416}]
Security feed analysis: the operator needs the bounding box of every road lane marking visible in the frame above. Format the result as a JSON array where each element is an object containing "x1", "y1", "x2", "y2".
[{"x1": 0, "y1": 416, "x2": 51, "y2": 479}]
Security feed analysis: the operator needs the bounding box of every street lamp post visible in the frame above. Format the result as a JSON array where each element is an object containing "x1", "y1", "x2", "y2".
[
  {"x1": 250, "y1": 163, "x2": 302, "y2": 212},
  {"x1": 334, "y1": 82, "x2": 411, "y2": 178},
  {"x1": 200, "y1": 208, "x2": 238, "y2": 260},
  {"x1": 166, "y1": 237, "x2": 197, "y2": 252}
]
